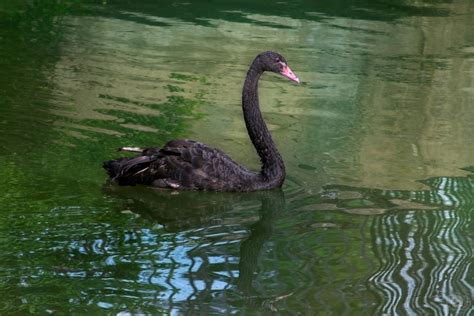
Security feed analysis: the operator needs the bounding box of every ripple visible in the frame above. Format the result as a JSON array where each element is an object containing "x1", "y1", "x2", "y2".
[{"x1": 369, "y1": 209, "x2": 472, "y2": 315}]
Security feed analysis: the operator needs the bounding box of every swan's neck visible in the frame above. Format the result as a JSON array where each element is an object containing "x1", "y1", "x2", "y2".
[{"x1": 242, "y1": 63, "x2": 285, "y2": 187}]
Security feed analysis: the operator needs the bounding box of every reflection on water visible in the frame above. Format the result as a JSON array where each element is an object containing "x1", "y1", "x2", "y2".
[
  {"x1": 370, "y1": 209, "x2": 471, "y2": 315},
  {"x1": 385, "y1": 182, "x2": 472, "y2": 315},
  {"x1": 0, "y1": 0, "x2": 473, "y2": 314},
  {"x1": 323, "y1": 171, "x2": 473, "y2": 314},
  {"x1": 104, "y1": 187, "x2": 287, "y2": 312},
  {"x1": 321, "y1": 173, "x2": 473, "y2": 314}
]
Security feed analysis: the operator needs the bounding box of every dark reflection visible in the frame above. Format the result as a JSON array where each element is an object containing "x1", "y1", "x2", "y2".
[
  {"x1": 105, "y1": 185, "x2": 269, "y2": 231},
  {"x1": 104, "y1": 185, "x2": 286, "y2": 312},
  {"x1": 82, "y1": 0, "x2": 451, "y2": 27},
  {"x1": 0, "y1": 1, "x2": 70, "y2": 154},
  {"x1": 236, "y1": 192, "x2": 284, "y2": 295}
]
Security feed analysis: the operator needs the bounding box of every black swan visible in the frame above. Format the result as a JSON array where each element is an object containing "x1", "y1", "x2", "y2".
[{"x1": 103, "y1": 51, "x2": 299, "y2": 191}]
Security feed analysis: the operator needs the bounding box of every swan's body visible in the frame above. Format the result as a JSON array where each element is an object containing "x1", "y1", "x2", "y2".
[{"x1": 103, "y1": 51, "x2": 299, "y2": 192}]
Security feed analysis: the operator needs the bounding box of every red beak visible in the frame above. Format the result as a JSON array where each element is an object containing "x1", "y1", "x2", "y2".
[{"x1": 280, "y1": 64, "x2": 300, "y2": 84}]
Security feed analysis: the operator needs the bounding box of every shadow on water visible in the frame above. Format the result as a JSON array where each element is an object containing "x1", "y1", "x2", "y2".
[
  {"x1": 81, "y1": 0, "x2": 451, "y2": 27},
  {"x1": 104, "y1": 185, "x2": 288, "y2": 312},
  {"x1": 0, "y1": 1, "x2": 71, "y2": 154}
]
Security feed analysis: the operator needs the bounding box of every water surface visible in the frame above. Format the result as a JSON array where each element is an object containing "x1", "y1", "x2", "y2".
[{"x1": 0, "y1": 0, "x2": 473, "y2": 314}]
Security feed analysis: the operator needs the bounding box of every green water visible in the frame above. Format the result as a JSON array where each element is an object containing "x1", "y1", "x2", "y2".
[{"x1": 0, "y1": 0, "x2": 473, "y2": 314}]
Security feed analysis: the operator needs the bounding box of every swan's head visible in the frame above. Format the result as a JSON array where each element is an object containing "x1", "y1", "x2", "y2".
[{"x1": 257, "y1": 51, "x2": 300, "y2": 84}]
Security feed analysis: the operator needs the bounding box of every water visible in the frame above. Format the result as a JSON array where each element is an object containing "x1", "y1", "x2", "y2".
[{"x1": 0, "y1": 0, "x2": 473, "y2": 314}]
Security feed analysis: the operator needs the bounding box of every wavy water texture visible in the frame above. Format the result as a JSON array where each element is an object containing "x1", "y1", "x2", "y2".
[
  {"x1": 369, "y1": 210, "x2": 472, "y2": 315},
  {"x1": 367, "y1": 179, "x2": 473, "y2": 315}
]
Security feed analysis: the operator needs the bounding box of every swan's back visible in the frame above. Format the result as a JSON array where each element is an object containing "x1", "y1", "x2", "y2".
[{"x1": 103, "y1": 139, "x2": 258, "y2": 191}]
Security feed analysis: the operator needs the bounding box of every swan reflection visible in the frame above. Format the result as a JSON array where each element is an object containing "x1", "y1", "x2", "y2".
[{"x1": 105, "y1": 186, "x2": 287, "y2": 311}]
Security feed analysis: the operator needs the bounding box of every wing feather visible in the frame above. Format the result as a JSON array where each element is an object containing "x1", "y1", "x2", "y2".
[{"x1": 104, "y1": 139, "x2": 257, "y2": 191}]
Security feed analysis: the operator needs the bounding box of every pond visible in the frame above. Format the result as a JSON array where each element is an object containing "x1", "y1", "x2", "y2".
[{"x1": 0, "y1": 0, "x2": 473, "y2": 314}]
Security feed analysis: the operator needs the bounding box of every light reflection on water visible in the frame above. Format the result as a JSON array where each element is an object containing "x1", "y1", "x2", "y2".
[{"x1": 0, "y1": 0, "x2": 473, "y2": 314}]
